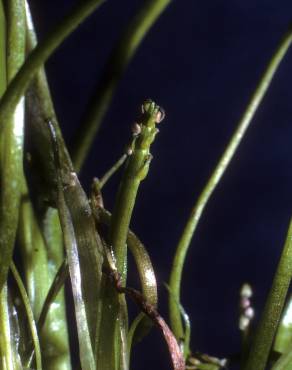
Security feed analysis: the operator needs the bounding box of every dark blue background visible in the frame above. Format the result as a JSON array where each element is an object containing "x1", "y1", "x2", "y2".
[{"x1": 29, "y1": 1, "x2": 292, "y2": 369}]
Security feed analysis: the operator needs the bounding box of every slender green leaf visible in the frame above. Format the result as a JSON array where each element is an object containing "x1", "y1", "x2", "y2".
[
  {"x1": 0, "y1": 0, "x2": 26, "y2": 290},
  {"x1": 48, "y1": 121, "x2": 96, "y2": 370},
  {"x1": 10, "y1": 262, "x2": 42, "y2": 370},
  {"x1": 168, "y1": 26, "x2": 292, "y2": 339},
  {"x1": 165, "y1": 283, "x2": 191, "y2": 360},
  {"x1": 244, "y1": 218, "x2": 292, "y2": 370},
  {"x1": 0, "y1": 285, "x2": 14, "y2": 370},
  {"x1": 24, "y1": 4, "x2": 71, "y2": 367},
  {"x1": 0, "y1": 2, "x2": 24, "y2": 367},
  {"x1": 0, "y1": 0, "x2": 6, "y2": 96},
  {"x1": 274, "y1": 295, "x2": 292, "y2": 354}
]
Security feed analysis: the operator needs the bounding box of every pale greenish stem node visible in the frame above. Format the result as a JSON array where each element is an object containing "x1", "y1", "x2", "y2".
[{"x1": 168, "y1": 27, "x2": 292, "y2": 340}]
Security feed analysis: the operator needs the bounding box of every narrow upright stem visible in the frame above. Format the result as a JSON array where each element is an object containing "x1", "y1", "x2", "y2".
[
  {"x1": 244, "y1": 218, "x2": 292, "y2": 370},
  {"x1": 0, "y1": 0, "x2": 6, "y2": 96},
  {"x1": 0, "y1": 0, "x2": 25, "y2": 290},
  {"x1": 0, "y1": 2, "x2": 25, "y2": 367},
  {"x1": 96, "y1": 100, "x2": 163, "y2": 370},
  {"x1": 10, "y1": 262, "x2": 42, "y2": 370},
  {"x1": 23, "y1": 4, "x2": 71, "y2": 368},
  {"x1": 71, "y1": 0, "x2": 171, "y2": 171},
  {"x1": 168, "y1": 26, "x2": 292, "y2": 339},
  {"x1": 99, "y1": 154, "x2": 127, "y2": 189},
  {"x1": 0, "y1": 285, "x2": 13, "y2": 370},
  {"x1": 49, "y1": 122, "x2": 96, "y2": 370},
  {"x1": 110, "y1": 100, "x2": 162, "y2": 273},
  {"x1": 93, "y1": 206, "x2": 158, "y2": 352}
]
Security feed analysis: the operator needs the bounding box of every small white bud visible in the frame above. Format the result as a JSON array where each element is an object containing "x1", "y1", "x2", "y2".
[
  {"x1": 69, "y1": 172, "x2": 77, "y2": 187},
  {"x1": 187, "y1": 357, "x2": 201, "y2": 366},
  {"x1": 244, "y1": 307, "x2": 255, "y2": 319},
  {"x1": 240, "y1": 283, "x2": 253, "y2": 298},
  {"x1": 239, "y1": 316, "x2": 250, "y2": 331},
  {"x1": 241, "y1": 297, "x2": 251, "y2": 309},
  {"x1": 132, "y1": 122, "x2": 141, "y2": 135},
  {"x1": 155, "y1": 107, "x2": 165, "y2": 123},
  {"x1": 219, "y1": 359, "x2": 228, "y2": 367},
  {"x1": 141, "y1": 99, "x2": 152, "y2": 113}
]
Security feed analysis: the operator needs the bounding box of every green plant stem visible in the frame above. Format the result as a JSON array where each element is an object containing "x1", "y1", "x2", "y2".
[
  {"x1": 49, "y1": 122, "x2": 95, "y2": 370},
  {"x1": 110, "y1": 101, "x2": 161, "y2": 274},
  {"x1": 168, "y1": 26, "x2": 292, "y2": 339},
  {"x1": 0, "y1": 3, "x2": 19, "y2": 368},
  {"x1": 0, "y1": 3, "x2": 9, "y2": 367},
  {"x1": 92, "y1": 206, "x2": 157, "y2": 351},
  {"x1": 96, "y1": 100, "x2": 162, "y2": 370},
  {"x1": 18, "y1": 191, "x2": 50, "y2": 320},
  {"x1": 26, "y1": 259, "x2": 69, "y2": 368},
  {"x1": 18, "y1": 192, "x2": 71, "y2": 369},
  {"x1": 71, "y1": 0, "x2": 171, "y2": 171},
  {"x1": 0, "y1": 0, "x2": 6, "y2": 96},
  {"x1": 24, "y1": 4, "x2": 71, "y2": 368},
  {"x1": 165, "y1": 284, "x2": 191, "y2": 360},
  {"x1": 244, "y1": 219, "x2": 292, "y2": 370},
  {"x1": 0, "y1": 0, "x2": 25, "y2": 290},
  {"x1": 37, "y1": 259, "x2": 68, "y2": 333},
  {"x1": 99, "y1": 154, "x2": 127, "y2": 189},
  {"x1": 94, "y1": 207, "x2": 157, "y2": 307},
  {"x1": 0, "y1": 0, "x2": 105, "y2": 130},
  {"x1": 27, "y1": 78, "x2": 103, "y2": 362},
  {"x1": 10, "y1": 262, "x2": 42, "y2": 370},
  {"x1": 273, "y1": 294, "x2": 292, "y2": 353},
  {"x1": 0, "y1": 284, "x2": 14, "y2": 370}
]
